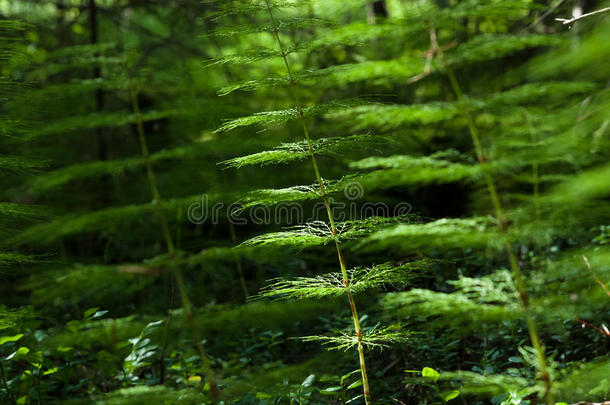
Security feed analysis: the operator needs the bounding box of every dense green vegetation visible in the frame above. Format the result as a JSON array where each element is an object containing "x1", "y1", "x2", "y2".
[{"x1": 1, "y1": 0, "x2": 609, "y2": 403}]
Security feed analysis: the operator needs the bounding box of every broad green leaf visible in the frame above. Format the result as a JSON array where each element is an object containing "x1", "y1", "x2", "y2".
[
  {"x1": 320, "y1": 386, "x2": 342, "y2": 394},
  {"x1": 422, "y1": 367, "x2": 440, "y2": 382},
  {"x1": 0, "y1": 334, "x2": 24, "y2": 346},
  {"x1": 6, "y1": 346, "x2": 29, "y2": 360},
  {"x1": 187, "y1": 375, "x2": 202, "y2": 383},
  {"x1": 341, "y1": 369, "x2": 360, "y2": 384},
  {"x1": 44, "y1": 367, "x2": 59, "y2": 375},
  {"x1": 83, "y1": 307, "x2": 100, "y2": 320},
  {"x1": 28, "y1": 350, "x2": 43, "y2": 367},
  {"x1": 347, "y1": 394, "x2": 364, "y2": 403},
  {"x1": 347, "y1": 379, "x2": 363, "y2": 389},
  {"x1": 442, "y1": 390, "x2": 460, "y2": 402},
  {"x1": 66, "y1": 320, "x2": 81, "y2": 332},
  {"x1": 92, "y1": 310, "x2": 109, "y2": 319},
  {"x1": 301, "y1": 374, "x2": 315, "y2": 387}
]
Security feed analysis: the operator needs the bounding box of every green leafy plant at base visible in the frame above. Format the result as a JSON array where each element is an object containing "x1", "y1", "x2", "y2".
[{"x1": 406, "y1": 367, "x2": 460, "y2": 403}]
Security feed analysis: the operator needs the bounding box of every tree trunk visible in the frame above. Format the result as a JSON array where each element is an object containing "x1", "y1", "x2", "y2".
[{"x1": 367, "y1": 0, "x2": 388, "y2": 24}]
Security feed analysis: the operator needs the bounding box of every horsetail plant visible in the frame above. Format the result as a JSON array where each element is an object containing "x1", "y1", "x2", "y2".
[
  {"x1": 428, "y1": 28, "x2": 555, "y2": 404},
  {"x1": 207, "y1": 1, "x2": 429, "y2": 402},
  {"x1": 263, "y1": 2, "x2": 374, "y2": 399},
  {"x1": 128, "y1": 79, "x2": 219, "y2": 399}
]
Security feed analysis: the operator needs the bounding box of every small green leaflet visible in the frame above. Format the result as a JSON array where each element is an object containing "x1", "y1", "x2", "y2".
[
  {"x1": 422, "y1": 366, "x2": 440, "y2": 382},
  {"x1": 442, "y1": 390, "x2": 460, "y2": 401},
  {"x1": 6, "y1": 346, "x2": 29, "y2": 360},
  {"x1": 0, "y1": 333, "x2": 24, "y2": 345}
]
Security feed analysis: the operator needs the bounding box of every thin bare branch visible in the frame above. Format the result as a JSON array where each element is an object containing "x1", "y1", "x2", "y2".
[{"x1": 555, "y1": 6, "x2": 610, "y2": 24}]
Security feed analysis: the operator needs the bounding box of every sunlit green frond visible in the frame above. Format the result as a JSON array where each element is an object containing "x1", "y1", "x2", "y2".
[
  {"x1": 351, "y1": 151, "x2": 469, "y2": 170},
  {"x1": 307, "y1": 22, "x2": 410, "y2": 50},
  {"x1": 543, "y1": 162, "x2": 610, "y2": 205},
  {"x1": 441, "y1": 370, "x2": 530, "y2": 396},
  {"x1": 36, "y1": 108, "x2": 185, "y2": 137},
  {"x1": 301, "y1": 323, "x2": 411, "y2": 351},
  {"x1": 0, "y1": 305, "x2": 36, "y2": 330},
  {"x1": 530, "y1": 23, "x2": 610, "y2": 80},
  {"x1": 215, "y1": 99, "x2": 362, "y2": 132},
  {"x1": 315, "y1": 57, "x2": 426, "y2": 86},
  {"x1": 237, "y1": 184, "x2": 319, "y2": 209},
  {"x1": 83, "y1": 385, "x2": 208, "y2": 405},
  {"x1": 241, "y1": 216, "x2": 410, "y2": 249},
  {"x1": 446, "y1": 34, "x2": 563, "y2": 66},
  {"x1": 204, "y1": 45, "x2": 303, "y2": 67},
  {"x1": 381, "y1": 291, "x2": 517, "y2": 329},
  {"x1": 29, "y1": 157, "x2": 143, "y2": 192},
  {"x1": 139, "y1": 244, "x2": 287, "y2": 270},
  {"x1": 212, "y1": 17, "x2": 331, "y2": 37},
  {"x1": 351, "y1": 153, "x2": 480, "y2": 187},
  {"x1": 13, "y1": 77, "x2": 135, "y2": 106},
  {"x1": 356, "y1": 166, "x2": 480, "y2": 190},
  {"x1": 206, "y1": 0, "x2": 296, "y2": 20},
  {"x1": 300, "y1": 0, "x2": 537, "y2": 52},
  {"x1": 0, "y1": 20, "x2": 28, "y2": 32},
  {"x1": 0, "y1": 156, "x2": 48, "y2": 172},
  {"x1": 554, "y1": 358, "x2": 610, "y2": 402},
  {"x1": 23, "y1": 263, "x2": 153, "y2": 311},
  {"x1": 29, "y1": 144, "x2": 211, "y2": 191},
  {"x1": 37, "y1": 43, "x2": 126, "y2": 77},
  {"x1": 357, "y1": 217, "x2": 501, "y2": 252},
  {"x1": 531, "y1": 247, "x2": 610, "y2": 294},
  {"x1": 45, "y1": 299, "x2": 340, "y2": 349},
  {"x1": 237, "y1": 161, "x2": 478, "y2": 209},
  {"x1": 11, "y1": 193, "x2": 228, "y2": 245},
  {"x1": 482, "y1": 81, "x2": 597, "y2": 106},
  {"x1": 519, "y1": 247, "x2": 610, "y2": 320},
  {"x1": 434, "y1": 0, "x2": 534, "y2": 21},
  {"x1": 0, "y1": 202, "x2": 46, "y2": 218},
  {"x1": 219, "y1": 57, "x2": 426, "y2": 94},
  {"x1": 0, "y1": 252, "x2": 39, "y2": 265},
  {"x1": 327, "y1": 103, "x2": 458, "y2": 132},
  {"x1": 221, "y1": 134, "x2": 387, "y2": 168},
  {"x1": 255, "y1": 260, "x2": 428, "y2": 300}
]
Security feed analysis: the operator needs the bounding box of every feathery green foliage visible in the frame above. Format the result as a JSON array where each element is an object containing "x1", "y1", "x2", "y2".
[
  {"x1": 221, "y1": 134, "x2": 388, "y2": 169},
  {"x1": 256, "y1": 260, "x2": 428, "y2": 300},
  {"x1": 1, "y1": 0, "x2": 608, "y2": 403},
  {"x1": 301, "y1": 323, "x2": 412, "y2": 351}
]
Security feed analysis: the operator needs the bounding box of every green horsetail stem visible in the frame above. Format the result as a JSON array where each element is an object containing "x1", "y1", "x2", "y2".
[
  {"x1": 263, "y1": 1, "x2": 373, "y2": 403},
  {"x1": 129, "y1": 83, "x2": 220, "y2": 400},
  {"x1": 432, "y1": 29, "x2": 555, "y2": 404}
]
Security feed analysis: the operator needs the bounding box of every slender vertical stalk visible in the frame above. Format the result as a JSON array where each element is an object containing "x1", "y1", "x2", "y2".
[
  {"x1": 88, "y1": 0, "x2": 107, "y2": 163},
  {"x1": 432, "y1": 31, "x2": 554, "y2": 404},
  {"x1": 263, "y1": 2, "x2": 372, "y2": 403},
  {"x1": 0, "y1": 360, "x2": 13, "y2": 403},
  {"x1": 128, "y1": 84, "x2": 219, "y2": 399},
  {"x1": 229, "y1": 223, "x2": 249, "y2": 298},
  {"x1": 522, "y1": 110, "x2": 540, "y2": 219},
  {"x1": 158, "y1": 275, "x2": 175, "y2": 385}
]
